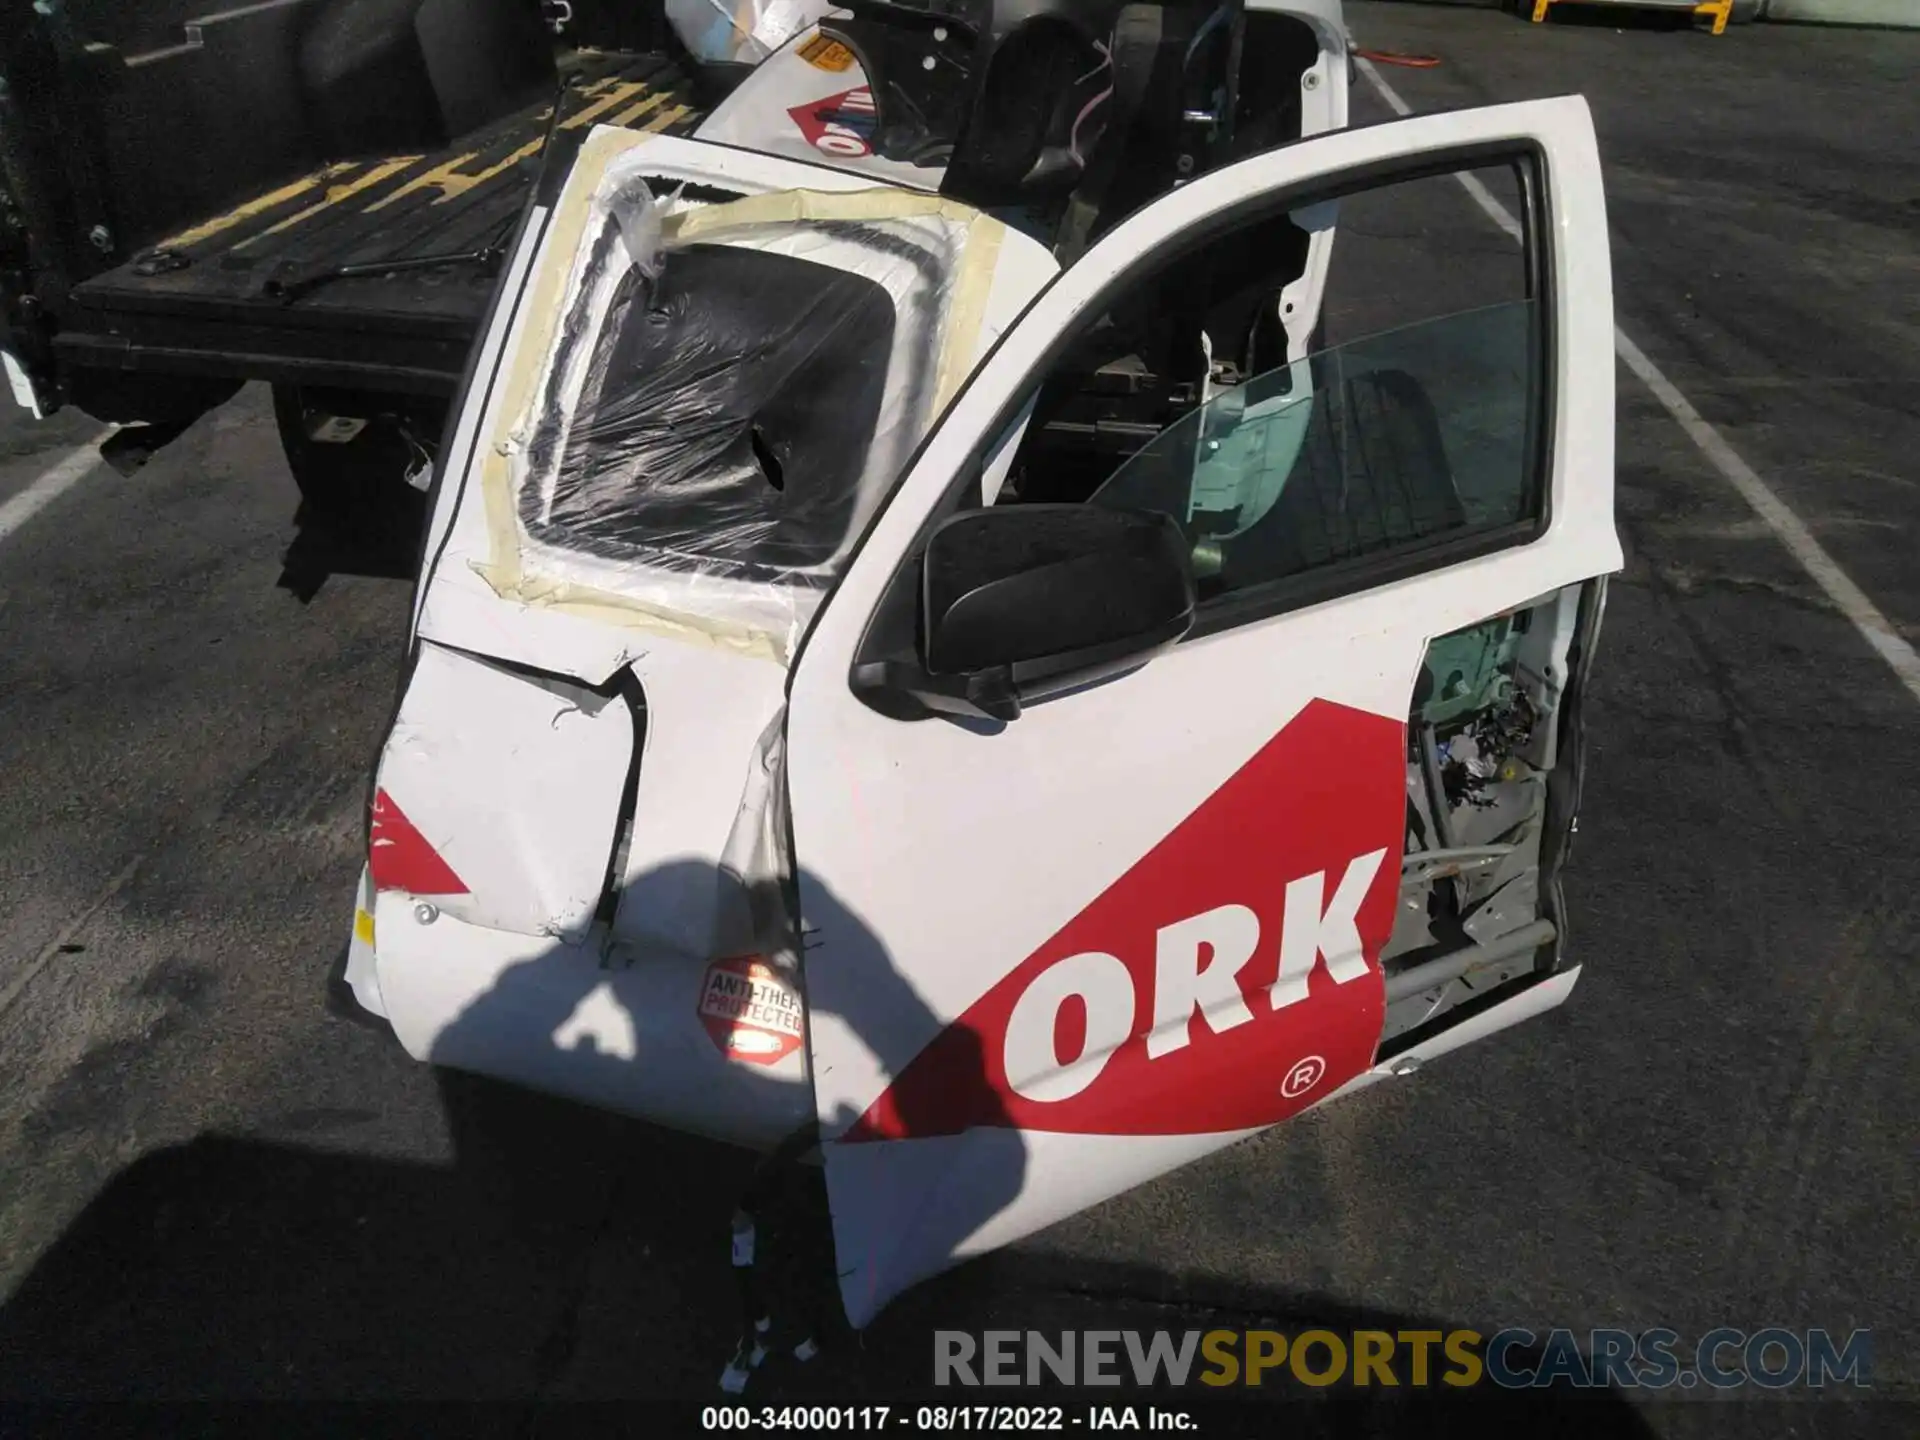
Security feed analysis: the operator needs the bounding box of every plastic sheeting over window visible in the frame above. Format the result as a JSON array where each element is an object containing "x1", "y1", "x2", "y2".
[
  {"x1": 495, "y1": 161, "x2": 1014, "y2": 662},
  {"x1": 527, "y1": 243, "x2": 898, "y2": 577}
]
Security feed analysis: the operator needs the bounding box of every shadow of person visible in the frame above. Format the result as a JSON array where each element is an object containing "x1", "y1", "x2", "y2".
[
  {"x1": 785, "y1": 878, "x2": 1028, "y2": 1338},
  {"x1": 0, "y1": 888, "x2": 1668, "y2": 1430},
  {"x1": 0, "y1": 1123, "x2": 1671, "y2": 1438},
  {"x1": 0, "y1": 849, "x2": 1669, "y2": 1438},
  {"x1": 416, "y1": 857, "x2": 1025, "y2": 1371}
]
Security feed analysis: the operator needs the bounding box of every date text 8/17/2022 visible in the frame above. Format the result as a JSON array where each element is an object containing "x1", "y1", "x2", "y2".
[{"x1": 701, "y1": 1405, "x2": 1199, "y2": 1431}]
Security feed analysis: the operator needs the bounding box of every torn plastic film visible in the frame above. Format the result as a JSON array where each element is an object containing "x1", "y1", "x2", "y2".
[{"x1": 474, "y1": 141, "x2": 1013, "y2": 663}]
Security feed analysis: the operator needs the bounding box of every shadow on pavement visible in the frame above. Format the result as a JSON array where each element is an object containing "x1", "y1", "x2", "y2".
[
  {"x1": 0, "y1": 1087, "x2": 1656, "y2": 1436},
  {"x1": 0, "y1": 849, "x2": 1649, "y2": 1433},
  {"x1": 275, "y1": 490, "x2": 428, "y2": 604},
  {"x1": 98, "y1": 421, "x2": 198, "y2": 478}
]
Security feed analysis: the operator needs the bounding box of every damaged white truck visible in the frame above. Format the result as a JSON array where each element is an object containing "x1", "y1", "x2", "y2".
[{"x1": 333, "y1": 0, "x2": 1622, "y2": 1373}]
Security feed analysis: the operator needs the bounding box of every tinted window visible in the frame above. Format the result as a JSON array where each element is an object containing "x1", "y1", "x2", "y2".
[
  {"x1": 988, "y1": 157, "x2": 1545, "y2": 622},
  {"x1": 1088, "y1": 299, "x2": 1539, "y2": 608}
]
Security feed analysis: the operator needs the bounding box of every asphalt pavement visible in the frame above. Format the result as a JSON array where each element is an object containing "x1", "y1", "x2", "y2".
[{"x1": 0, "y1": 5, "x2": 1915, "y2": 1432}]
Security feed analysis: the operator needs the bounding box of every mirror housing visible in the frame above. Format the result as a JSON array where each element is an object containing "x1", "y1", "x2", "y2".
[{"x1": 858, "y1": 503, "x2": 1195, "y2": 723}]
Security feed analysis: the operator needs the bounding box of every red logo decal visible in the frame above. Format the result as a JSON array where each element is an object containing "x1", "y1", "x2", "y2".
[
  {"x1": 368, "y1": 788, "x2": 469, "y2": 896},
  {"x1": 699, "y1": 955, "x2": 806, "y2": 1065},
  {"x1": 787, "y1": 86, "x2": 877, "y2": 158},
  {"x1": 845, "y1": 699, "x2": 1405, "y2": 1140}
]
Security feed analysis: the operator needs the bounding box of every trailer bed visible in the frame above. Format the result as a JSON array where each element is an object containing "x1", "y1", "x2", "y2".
[{"x1": 59, "y1": 52, "x2": 706, "y2": 397}]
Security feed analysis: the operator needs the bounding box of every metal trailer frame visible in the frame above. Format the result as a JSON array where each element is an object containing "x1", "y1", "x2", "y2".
[{"x1": 1532, "y1": 0, "x2": 1734, "y2": 33}]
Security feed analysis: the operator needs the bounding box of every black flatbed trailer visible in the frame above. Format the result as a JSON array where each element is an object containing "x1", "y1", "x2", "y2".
[
  {"x1": 0, "y1": 0, "x2": 709, "y2": 514},
  {"x1": 59, "y1": 50, "x2": 704, "y2": 401}
]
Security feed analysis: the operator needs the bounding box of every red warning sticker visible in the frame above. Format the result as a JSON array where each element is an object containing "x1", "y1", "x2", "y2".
[
  {"x1": 698, "y1": 955, "x2": 806, "y2": 1066},
  {"x1": 786, "y1": 86, "x2": 877, "y2": 159}
]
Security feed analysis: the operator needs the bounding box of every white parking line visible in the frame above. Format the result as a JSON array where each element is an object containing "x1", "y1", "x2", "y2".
[
  {"x1": 0, "y1": 430, "x2": 113, "y2": 546},
  {"x1": 1357, "y1": 58, "x2": 1920, "y2": 708}
]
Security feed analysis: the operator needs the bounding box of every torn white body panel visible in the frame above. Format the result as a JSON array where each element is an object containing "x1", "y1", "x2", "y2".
[
  {"x1": 373, "y1": 642, "x2": 634, "y2": 942},
  {"x1": 609, "y1": 647, "x2": 791, "y2": 960}
]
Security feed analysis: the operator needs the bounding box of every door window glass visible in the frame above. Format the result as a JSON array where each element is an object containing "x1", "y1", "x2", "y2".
[
  {"x1": 1087, "y1": 298, "x2": 1539, "y2": 610},
  {"x1": 989, "y1": 158, "x2": 1547, "y2": 623}
]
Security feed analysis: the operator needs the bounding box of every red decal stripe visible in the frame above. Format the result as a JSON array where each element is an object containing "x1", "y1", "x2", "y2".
[
  {"x1": 369, "y1": 788, "x2": 469, "y2": 896},
  {"x1": 844, "y1": 698, "x2": 1404, "y2": 1141}
]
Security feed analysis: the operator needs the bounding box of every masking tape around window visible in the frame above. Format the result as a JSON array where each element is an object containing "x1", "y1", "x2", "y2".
[
  {"x1": 469, "y1": 128, "x2": 1008, "y2": 665},
  {"x1": 479, "y1": 574, "x2": 791, "y2": 663},
  {"x1": 655, "y1": 187, "x2": 1006, "y2": 417}
]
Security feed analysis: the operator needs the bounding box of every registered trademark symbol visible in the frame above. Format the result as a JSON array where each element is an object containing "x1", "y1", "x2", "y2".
[{"x1": 1282, "y1": 1054, "x2": 1326, "y2": 1099}]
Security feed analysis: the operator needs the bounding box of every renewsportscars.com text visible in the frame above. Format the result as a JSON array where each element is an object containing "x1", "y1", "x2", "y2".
[{"x1": 934, "y1": 1327, "x2": 1871, "y2": 1391}]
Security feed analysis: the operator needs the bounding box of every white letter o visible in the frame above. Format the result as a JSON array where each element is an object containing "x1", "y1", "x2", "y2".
[{"x1": 1002, "y1": 951, "x2": 1135, "y2": 1103}]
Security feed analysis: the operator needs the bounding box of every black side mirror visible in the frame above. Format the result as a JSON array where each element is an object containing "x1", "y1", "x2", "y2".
[{"x1": 865, "y1": 503, "x2": 1194, "y2": 722}]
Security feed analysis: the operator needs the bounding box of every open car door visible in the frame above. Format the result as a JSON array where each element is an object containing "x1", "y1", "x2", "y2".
[{"x1": 786, "y1": 96, "x2": 1622, "y2": 1326}]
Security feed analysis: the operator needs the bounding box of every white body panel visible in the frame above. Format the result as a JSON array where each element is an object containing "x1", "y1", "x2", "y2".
[
  {"x1": 361, "y1": 128, "x2": 1059, "y2": 1148},
  {"x1": 1325, "y1": 965, "x2": 1585, "y2": 1105},
  {"x1": 1, "y1": 349, "x2": 45, "y2": 418},
  {"x1": 375, "y1": 889, "x2": 814, "y2": 1148},
  {"x1": 339, "y1": 4, "x2": 1627, "y2": 1336},
  {"x1": 831, "y1": 963, "x2": 1584, "y2": 1321},
  {"x1": 609, "y1": 648, "x2": 790, "y2": 959},
  {"x1": 377, "y1": 643, "x2": 634, "y2": 942}
]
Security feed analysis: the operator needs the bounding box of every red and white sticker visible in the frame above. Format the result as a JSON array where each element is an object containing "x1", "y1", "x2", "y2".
[
  {"x1": 787, "y1": 86, "x2": 876, "y2": 158},
  {"x1": 841, "y1": 699, "x2": 1404, "y2": 1141},
  {"x1": 698, "y1": 955, "x2": 806, "y2": 1066}
]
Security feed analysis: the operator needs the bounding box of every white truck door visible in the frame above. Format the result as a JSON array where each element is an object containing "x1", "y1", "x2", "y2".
[{"x1": 784, "y1": 96, "x2": 1622, "y2": 1326}]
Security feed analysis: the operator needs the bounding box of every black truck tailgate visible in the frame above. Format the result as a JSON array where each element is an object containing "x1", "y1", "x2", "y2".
[{"x1": 59, "y1": 53, "x2": 705, "y2": 397}]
